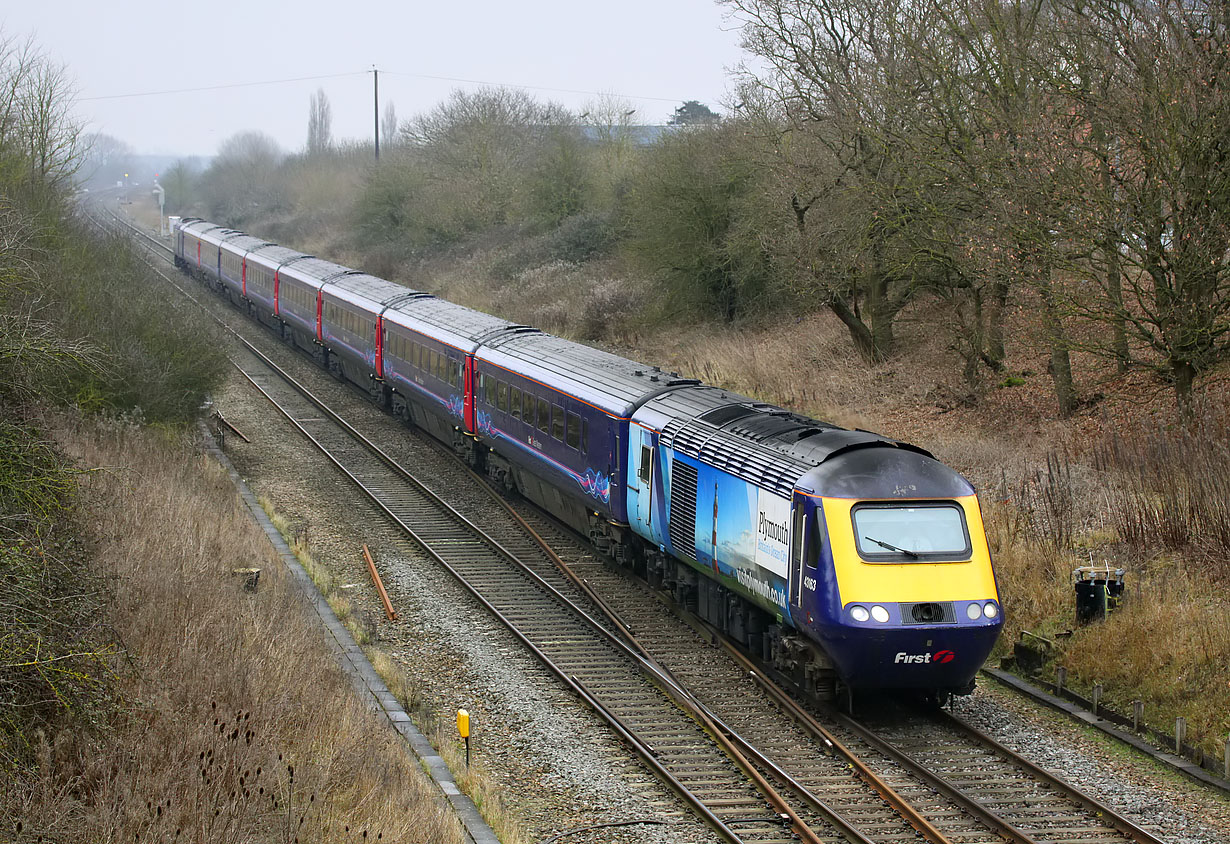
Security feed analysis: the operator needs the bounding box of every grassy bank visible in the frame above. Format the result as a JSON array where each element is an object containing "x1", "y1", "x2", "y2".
[{"x1": 5, "y1": 413, "x2": 463, "y2": 843}]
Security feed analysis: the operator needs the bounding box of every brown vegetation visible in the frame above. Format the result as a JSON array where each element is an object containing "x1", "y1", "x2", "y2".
[{"x1": 6, "y1": 413, "x2": 463, "y2": 843}]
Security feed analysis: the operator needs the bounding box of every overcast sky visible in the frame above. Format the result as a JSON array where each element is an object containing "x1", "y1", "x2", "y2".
[{"x1": 3, "y1": 1, "x2": 751, "y2": 158}]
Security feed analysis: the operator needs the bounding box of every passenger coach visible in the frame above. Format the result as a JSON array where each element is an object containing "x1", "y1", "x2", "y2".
[{"x1": 171, "y1": 215, "x2": 1004, "y2": 701}]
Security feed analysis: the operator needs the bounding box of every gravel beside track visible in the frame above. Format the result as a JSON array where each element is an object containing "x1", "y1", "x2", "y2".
[
  {"x1": 215, "y1": 369, "x2": 722, "y2": 844},
  {"x1": 952, "y1": 687, "x2": 1230, "y2": 844}
]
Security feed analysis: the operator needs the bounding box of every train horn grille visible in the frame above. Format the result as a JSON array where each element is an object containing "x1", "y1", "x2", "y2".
[{"x1": 899, "y1": 601, "x2": 955, "y2": 624}]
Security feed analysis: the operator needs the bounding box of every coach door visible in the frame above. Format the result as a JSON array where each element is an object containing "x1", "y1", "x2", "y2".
[
  {"x1": 463, "y1": 355, "x2": 476, "y2": 434},
  {"x1": 789, "y1": 493, "x2": 807, "y2": 611},
  {"x1": 628, "y1": 425, "x2": 660, "y2": 545}
]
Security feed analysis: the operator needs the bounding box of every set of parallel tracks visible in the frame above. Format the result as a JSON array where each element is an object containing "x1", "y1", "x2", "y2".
[{"x1": 101, "y1": 208, "x2": 1177, "y2": 844}]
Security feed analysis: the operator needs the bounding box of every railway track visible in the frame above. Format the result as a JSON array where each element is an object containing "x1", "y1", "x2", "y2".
[
  {"x1": 102, "y1": 207, "x2": 1178, "y2": 844},
  {"x1": 513, "y1": 502, "x2": 1172, "y2": 844},
  {"x1": 96, "y1": 209, "x2": 910, "y2": 843}
]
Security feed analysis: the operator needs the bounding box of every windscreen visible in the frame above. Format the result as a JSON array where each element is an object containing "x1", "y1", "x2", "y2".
[{"x1": 852, "y1": 504, "x2": 970, "y2": 560}]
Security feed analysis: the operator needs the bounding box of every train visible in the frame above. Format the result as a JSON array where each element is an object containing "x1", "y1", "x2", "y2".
[{"x1": 174, "y1": 216, "x2": 1003, "y2": 702}]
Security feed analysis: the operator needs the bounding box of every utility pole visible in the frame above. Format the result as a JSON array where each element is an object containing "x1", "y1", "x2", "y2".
[{"x1": 373, "y1": 66, "x2": 380, "y2": 162}]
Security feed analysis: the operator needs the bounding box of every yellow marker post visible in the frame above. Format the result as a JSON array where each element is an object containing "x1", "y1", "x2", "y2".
[{"x1": 457, "y1": 709, "x2": 470, "y2": 767}]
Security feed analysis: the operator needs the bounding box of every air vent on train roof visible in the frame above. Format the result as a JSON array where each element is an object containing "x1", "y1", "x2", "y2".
[{"x1": 698, "y1": 404, "x2": 756, "y2": 426}]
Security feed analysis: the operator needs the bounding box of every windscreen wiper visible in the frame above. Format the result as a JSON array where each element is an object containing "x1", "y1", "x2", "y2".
[{"x1": 864, "y1": 536, "x2": 919, "y2": 558}]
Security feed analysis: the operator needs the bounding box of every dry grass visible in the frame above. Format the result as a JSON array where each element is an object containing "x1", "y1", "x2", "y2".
[
  {"x1": 1060, "y1": 560, "x2": 1230, "y2": 752},
  {"x1": 987, "y1": 412, "x2": 1230, "y2": 761},
  {"x1": 430, "y1": 253, "x2": 648, "y2": 346},
  {"x1": 255, "y1": 496, "x2": 530, "y2": 842},
  {"x1": 6, "y1": 413, "x2": 464, "y2": 844}
]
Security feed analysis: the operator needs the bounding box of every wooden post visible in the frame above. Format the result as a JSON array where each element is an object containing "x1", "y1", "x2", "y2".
[
  {"x1": 1133, "y1": 700, "x2": 1144, "y2": 732},
  {"x1": 1092, "y1": 683, "x2": 1102, "y2": 716},
  {"x1": 362, "y1": 544, "x2": 397, "y2": 621},
  {"x1": 1175, "y1": 717, "x2": 1186, "y2": 754},
  {"x1": 1056, "y1": 665, "x2": 1067, "y2": 695}
]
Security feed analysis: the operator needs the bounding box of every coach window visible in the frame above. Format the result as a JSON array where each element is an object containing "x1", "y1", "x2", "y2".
[
  {"x1": 551, "y1": 405, "x2": 565, "y2": 441},
  {"x1": 497, "y1": 381, "x2": 508, "y2": 412},
  {"x1": 537, "y1": 397, "x2": 550, "y2": 434},
  {"x1": 510, "y1": 388, "x2": 522, "y2": 420},
  {"x1": 807, "y1": 506, "x2": 821, "y2": 567},
  {"x1": 792, "y1": 506, "x2": 805, "y2": 567},
  {"x1": 566, "y1": 412, "x2": 580, "y2": 449},
  {"x1": 484, "y1": 373, "x2": 497, "y2": 405},
  {"x1": 581, "y1": 419, "x2": 589, "y2": 452}
]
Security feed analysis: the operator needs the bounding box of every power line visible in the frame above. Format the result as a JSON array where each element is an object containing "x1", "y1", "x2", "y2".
[
  {"x1": 77, "y1": 67, "x2": 690, "y2": 107},
  {"x1": 78, "y1": 71, "x2": 368, "y2": 102}
]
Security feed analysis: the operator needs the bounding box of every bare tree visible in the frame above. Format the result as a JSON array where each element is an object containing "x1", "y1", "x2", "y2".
[
  {"x1": 579, "y1": 92, "x2": 640, "y2": 205},
  {"x1": 20, "y1": 58, "x2": 83, "y2": 186},
  {"x1": 381, "y1": 101, "x2": 398, "y2": 152},
  {"x1": 0, "y1": 32, "x2": 84, "y2": 195},
  {"x1": 402, "y1": 87, "x2": 571, "y2": 230},
  {"x1": 724, "y1": 0, "x2": 948, "y2": 362},
  {"x1": 306, "y1": 88, "x2": 332, "y2": 156},
  {"x1": 722, "y1": 0, "x2": 1086, "y2": 414},
  {"x1": 201, "y1": 131, "x2": 284, "y2": 224},
  {"x1": 80, "y1": 132, "x2": 133, "y2": 189},
  {"x1": 161, "y1": 159, "x2": 197, "y2": 214},
  {"x1": 1049, "y1": 0, "x2": 1230, "y2": 409}
]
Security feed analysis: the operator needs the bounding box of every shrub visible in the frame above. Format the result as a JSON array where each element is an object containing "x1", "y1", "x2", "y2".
[
  {"x1": 546, "y1": 211, "x2": 617, "y2": 264},
  {"x1": 622, "y1": 123, "x2": 776, "y2": 323},
  {"x1": 41, "y1": 218, "x2": 228, "y2": 424}
]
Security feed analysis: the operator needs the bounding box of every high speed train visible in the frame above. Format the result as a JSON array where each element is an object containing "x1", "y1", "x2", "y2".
[{"x1": 175, "y1": 217, "x2": 1003, "y2": 701}]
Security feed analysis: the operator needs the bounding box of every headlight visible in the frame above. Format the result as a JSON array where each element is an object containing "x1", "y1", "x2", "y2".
[
  {"x1": 966, "y1": 602, "x2": 983, "y2": 620},
  {"x1": 983, "y1": 601, "x2": 999, "y2": 619},
  {"x1": 871, "y1": 605, "x2": 890, "y2": 623},
  {"x1": 850, "y1": 605, "x2": 870, "y2": 622}
]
